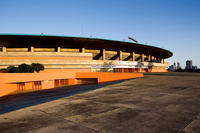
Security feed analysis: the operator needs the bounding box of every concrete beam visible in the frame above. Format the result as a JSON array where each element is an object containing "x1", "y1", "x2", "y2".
[
  {"x1": 123, "y1": 53, "x2": 132, "y2": 61},
  {"x1": 134, "y1": 55, "x2": 141, "y2": 62},
  {"x1": 109, "y1": 52, "x2": 119, "y2": 60},
  {"x1": 34, "y1": 48, "x2": 55, "y2": 52},
  {"x1": 62, "y1": 48, "x2": 79, "y2": 52},
  {"x1": 6, "y1": 48, "x2": 28, "y2": 52}
]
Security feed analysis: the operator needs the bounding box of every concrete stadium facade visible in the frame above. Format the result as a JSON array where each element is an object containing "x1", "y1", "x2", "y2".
[
  {"x1": 0, "y1": 34, "x2": 173, "y2": 72},
  {"x1": 0, "y1": 34, "x2": 172, "y2": 97}
]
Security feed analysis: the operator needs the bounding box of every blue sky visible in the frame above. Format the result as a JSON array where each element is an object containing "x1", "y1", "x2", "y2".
[{"x1": 0, "y1": 0, "x2": 200, "y2": 67}]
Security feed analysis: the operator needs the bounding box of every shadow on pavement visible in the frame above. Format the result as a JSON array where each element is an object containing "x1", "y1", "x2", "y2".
[{"x1": 0, "y1": 79, "x2": 131, "y2": 114}]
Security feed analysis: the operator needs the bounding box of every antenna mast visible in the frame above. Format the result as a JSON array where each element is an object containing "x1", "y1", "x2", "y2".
[{"x1": 128, "y1": 36, "x2": 138, "y2": 43}]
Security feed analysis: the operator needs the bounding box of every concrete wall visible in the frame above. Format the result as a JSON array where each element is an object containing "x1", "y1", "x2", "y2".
[
  {"x1": 0, "y1": 48, "x2": 168, "y2": 73},
  {"x1": 0, "y1": 71, "x2": 143, "y2": 97},
  {"x1": 0, "y1": 52, "x2": 92, "y2": 69}
]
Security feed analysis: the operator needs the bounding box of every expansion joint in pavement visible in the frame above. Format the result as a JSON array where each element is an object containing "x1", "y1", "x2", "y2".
[
  {"x1": 37, "y1": 109, "x2": 99, "y2": 133},
  {"x1": 177, "y1": 115, "x2": 199, "y2": 133}
]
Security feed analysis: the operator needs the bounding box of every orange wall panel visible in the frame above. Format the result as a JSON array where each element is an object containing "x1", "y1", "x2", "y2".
[
  {"x1": 76, "y1": 72, "x2": 143, "y2": 83},
  {"x1": 0, "y1": 70, "x2": 76, "y2": 84},
  {"x1": 0, "y1": 83, "x2": 17, "y2": 97},
  {"x1": 67, "y1": 79, "x2": 76, "y2": 85},
  {"x1": 42, "y1": 80, "x2": 55, "y2": 90},
  {"x1": 0, "y1": 71, "x2": 143, "y2": 97}
]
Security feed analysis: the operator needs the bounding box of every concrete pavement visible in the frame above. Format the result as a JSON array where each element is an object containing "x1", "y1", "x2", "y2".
[{"x1": 0, "y1": 72, "x2": 200, "y2": 133}]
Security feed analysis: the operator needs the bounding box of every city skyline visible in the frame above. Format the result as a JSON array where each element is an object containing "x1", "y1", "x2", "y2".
[
  {"x1": 172, "y1": 59, "x2": 199, "y2": 69},
  {"x1": 0, "y1": 0, "x2": 200, "y2": 66},
  {"x1": 170, "y1": 59, "x2": 199, "y2": 70}
]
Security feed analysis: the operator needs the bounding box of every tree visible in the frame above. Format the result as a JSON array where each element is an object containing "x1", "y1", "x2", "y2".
[
  {"x1": 6, "y1": 63, "x2": 45, "y2": 73},
  {"x1": 7, "y1": 66, "x2": 18, "y2": 73},
  {"x1": 18, "y1": 64, "x2": 34, "y2": 73},
  {"x1": 31, "y1": 63, "x2": 44, "y2": 73}
]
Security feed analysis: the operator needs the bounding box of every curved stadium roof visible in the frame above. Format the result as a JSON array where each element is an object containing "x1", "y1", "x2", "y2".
[{"x1": 0, "y1": 34, "x2": 173, "y2": 59}]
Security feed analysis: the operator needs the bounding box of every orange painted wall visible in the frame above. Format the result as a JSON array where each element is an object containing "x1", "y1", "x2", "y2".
[
  {"x1": 0, "y1": 68, "x2": 91, "y2": 84},
  {"x1": 0, "y1": 70, "x2": 143, "y2": 97},
  {"x1": 0, "y1": 69, "x2": 82, "y2": 97},
  {"x1": 76, "y1": 72, "x2": 143, "y2": 83},
  {"x1": 0, "y1": 83, "x2": 17, "y2": 97},
  {"x1": 42, "y1": 80, "x2": 55, "y2": 90},
  {"x1": 0, "y1": 72, "x2": 75, "y2": 84},
  {"x1": 67, "y1": 79, "x2": 76, "y2": 85}
]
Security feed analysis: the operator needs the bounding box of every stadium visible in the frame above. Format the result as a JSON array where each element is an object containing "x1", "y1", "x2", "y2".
[
  {"x1": 0, "y1": 34, "x2": 172, "y2": 72},
  {"x1": 0, "y1": 34, "x2": 172, "y2": 96}
]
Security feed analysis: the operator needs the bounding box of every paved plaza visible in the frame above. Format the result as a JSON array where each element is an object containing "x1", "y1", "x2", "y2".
[{"x1": 0, "y1": 72, "x2": 200, "y2": 133}]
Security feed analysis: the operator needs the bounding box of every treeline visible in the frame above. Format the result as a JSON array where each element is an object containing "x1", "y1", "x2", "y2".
[{"x1": 2, "y1": 63, "x2": 44, "y2": 73}]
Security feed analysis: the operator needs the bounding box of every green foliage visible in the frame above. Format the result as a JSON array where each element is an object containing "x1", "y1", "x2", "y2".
[
  {"x1": 31, "y1": 63, "x2": 44, "y2": 73},
  {"x1": 7, "y1": 66, "x2": 19, "y2": 73},
  {"x1": 6, "y1": 63, "x2": 45, "y2": 73},
  {"x1": 18, "y1": 64, "x2": 34, "y2": 73}
]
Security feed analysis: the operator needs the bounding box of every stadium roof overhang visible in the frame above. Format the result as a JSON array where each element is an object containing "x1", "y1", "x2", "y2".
[{"x1": 0, "y1": 34, "x2": 173, "y2": 59}]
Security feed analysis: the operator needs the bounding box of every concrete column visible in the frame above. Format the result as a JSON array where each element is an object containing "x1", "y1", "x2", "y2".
[
  {"x1": 148, "y1": 55, "x2": 151, "y2": 62},
  {"x1": 80, "y1": 48, "x2": 85, "y2": 53},
  {"x1": 2, "y1": 46, "x2": 6, "y2": 52},
  {"x1": 102, "y1": 49, "x2": 106, "y2": 60},
  {"x1": 141, "y1": 54, "x2": 144, "y2": 62},
  {"x1": 57, "y1": 47, "x2": 61, "y2": 52},
  {"x1": 132, "y1": 52, "x2": 135, "y2": 61},
  {"x1": 162, "y1": 59, "x2": 165, "y2": 64},
  {"x1": 30, "y1": 46, "x2": 34, "y2": 52},
  {"x1": 151, "y1": 56, "x2": 154, "y2": 61},
  {"x1": 119, "y1": 50, "x2": 122, "y2": 61}
]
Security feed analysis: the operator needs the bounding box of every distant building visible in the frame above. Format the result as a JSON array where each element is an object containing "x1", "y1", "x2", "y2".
[
  {"x1": 168, "y1": 62, "x2": 178, "y2": 71},
  {"x1": 192, "y1": 66, "x2": 198, "y2": 70},
  {"x1": 177, "y1": 62, "x2": 181, "y2": 69},
  {"x1": 186, "y1": 60, "x2": 192, "y2": 70},
  {"x1": 169, "y1": 65, "x2": 174, "y2": 71},
  {"x1": 173, "y1": 62, "x2": 177, "y2": 70}
]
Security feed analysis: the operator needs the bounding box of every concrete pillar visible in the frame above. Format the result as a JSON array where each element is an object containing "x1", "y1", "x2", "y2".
[
  {"x1": 162, "y1": 59, "x2": 165, "y2": 64},
  {"x1": 148, "y1": 55, "x2": 151, "y2": 62},
  {"x1": 57, "y1": 47, "x2": 61, "y2": 52},
  {"x1": 119, "y1": 50, "x2": 122, "y2": 61},
  {"x1": 132, "y1": 52, "x2": 135, "y2": 61},
  {"x1": 2, "y1": 46, "x2": 6, "y2": 52},
  {"x1": 102, "y1": 49, "x2": 106, "y2": 60},
  {"x1": 151, "y1": 56, "x2": 154, "y2": 61},
  {"x1": 141, "y1": 54, "x2": 144, "y2": 62},
  {"x1": 30, "y1": 46, "x2": 34, "y2": 52},
  {"x1": 80, "y1": 48, "x2": 85, "y2": 53}
]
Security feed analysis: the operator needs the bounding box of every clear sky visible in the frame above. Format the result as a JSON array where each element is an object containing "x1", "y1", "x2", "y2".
[{"x1": 0, "y1": 0, "x2": 200, "y2": 68}]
